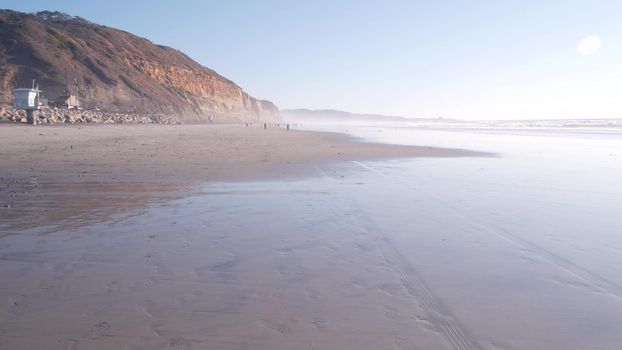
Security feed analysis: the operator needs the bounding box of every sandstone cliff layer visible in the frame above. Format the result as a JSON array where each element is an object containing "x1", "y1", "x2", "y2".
[{"x1": 0, "y1": 10, "x2": 280, "y2": 123}]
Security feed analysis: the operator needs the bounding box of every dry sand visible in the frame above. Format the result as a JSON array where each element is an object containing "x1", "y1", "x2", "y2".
[
  {"x1": 0, "y1": 123, "x2": 482, "y2": 182},
  {"x1": 0, "y1": 123, "x2": 483, "y2": 234}
]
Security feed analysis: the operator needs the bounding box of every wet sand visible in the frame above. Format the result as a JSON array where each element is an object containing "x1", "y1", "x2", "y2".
[
  {"x1": 0, "y1": 124, "x2": 489, "y2": 349},
  {"x1": 0, "y1": 179, "x2": 459, "y2": 350},
  {"x1": 5, "y1": 124, "x2": 621, "y2": 349}
]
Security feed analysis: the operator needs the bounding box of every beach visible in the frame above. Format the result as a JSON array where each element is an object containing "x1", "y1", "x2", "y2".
[
  {"x1": 1, "y1": 123, "x2": 622, "y2": 350},
  {"x1": 2, "y1": 2, "x2": 620, "y2": 349},
  {"x1": 0, "y1": 124, "x2": 478, "y2": 182}
]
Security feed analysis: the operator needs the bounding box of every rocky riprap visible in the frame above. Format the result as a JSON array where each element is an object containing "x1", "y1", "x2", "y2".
[{"x1": 0, "y1": 104, "x2": 180, "y2": 124}]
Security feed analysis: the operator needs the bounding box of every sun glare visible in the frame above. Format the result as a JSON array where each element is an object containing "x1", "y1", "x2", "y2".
[{"x1": 577, "y1": 35, "x2": 602, "y2": 56}]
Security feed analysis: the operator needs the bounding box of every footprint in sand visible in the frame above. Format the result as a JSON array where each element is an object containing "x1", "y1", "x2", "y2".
[
  {"x1": 378, "y1": 282, "x2": 404, "y2": 296},
  {"x1": 106, "y1": 280, "x2": 120, "y2": 294},
  {"x1": 303, "y1": 287, "x2": 319, "y2": 300},
  {"x1": 59, "y1": 338, "x2": 79, "y2": 350},
  {"x1": 168, "y1": 338, "x2": 192, "y2": 348},
  {"x1": 414, "y1": 314, "x2": 436, "y2": 333},
  {"x1": 394, "y1": 337, "x2": 418, "y2": 350},
  {"x1": 311, "y1": 316, "x2": 327, "y2": 331},
  {"x1": 383, "y1": 305, "x2": 399, "y2": 320},
  {"x1": 88, "y1": 321, "x2": 110, "y2": 339},
  {"x1": 257, "y1": 318, "x2": 297, "y2": 334}
]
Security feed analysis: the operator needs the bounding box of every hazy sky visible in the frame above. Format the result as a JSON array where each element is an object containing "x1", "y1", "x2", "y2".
[{"x1": 4, "y1": 0, "x2": 622, "y2": 119}]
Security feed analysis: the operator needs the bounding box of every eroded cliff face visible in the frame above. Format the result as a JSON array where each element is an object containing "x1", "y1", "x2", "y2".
[{"x1": 0, "y1": 10, "x2": 280, "y2": 123}]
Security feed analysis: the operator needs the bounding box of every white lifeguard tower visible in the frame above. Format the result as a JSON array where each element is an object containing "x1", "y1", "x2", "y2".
[{"x1": 12, "y1": 80, "x2": 42, "y2": 125}]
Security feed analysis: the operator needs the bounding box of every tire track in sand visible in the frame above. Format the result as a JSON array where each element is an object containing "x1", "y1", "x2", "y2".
[
  {"x1": 348, "y1": 197, "x2": 483, "y2": 350},
  {"x1": 314, "y1": 165, "x2": 483, "y2": 350},
  {"x1": 351, "y1": 160, "x2": 622, "y2": 302}
]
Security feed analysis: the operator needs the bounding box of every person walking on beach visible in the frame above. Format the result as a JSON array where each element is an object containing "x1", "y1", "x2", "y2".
[
  {"x1": 264, "y1": 122, "x2": 267, "y2": 130},
  {"x1": 287, "y1": 123, "x2": 290, "y2": 131}
]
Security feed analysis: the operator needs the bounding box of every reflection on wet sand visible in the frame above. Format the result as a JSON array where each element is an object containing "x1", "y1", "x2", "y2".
[
  {"x1": 2, "y1": 127, "x2": 622, "y2": 350},
  {"x1": 0, "y1": 176, "x2": 458, "y2": 350},
  {"x1": 0, "y1": 177, "x2": 190, "y2": 235}
]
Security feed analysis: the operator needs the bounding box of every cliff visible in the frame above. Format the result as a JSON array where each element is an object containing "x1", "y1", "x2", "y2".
[{"x1": 0, "y1": 10, "x2": 280, "y2": 123}]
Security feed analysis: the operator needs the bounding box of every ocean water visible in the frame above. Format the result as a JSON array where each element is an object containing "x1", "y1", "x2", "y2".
[{"x1": 1, "y1": 124, "x2": 622, "y2": 349}]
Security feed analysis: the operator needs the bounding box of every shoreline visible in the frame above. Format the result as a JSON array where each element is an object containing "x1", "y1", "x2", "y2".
[
  {"x1": 0, "y1": 123, "x2": 490, "y2": 234},
  {"x1": 0, "y1": 123, "x2": 491, "y2": 183}
]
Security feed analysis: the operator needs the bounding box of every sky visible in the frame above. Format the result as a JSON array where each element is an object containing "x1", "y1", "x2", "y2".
[{"x1": 3, "y1": 0, "x2": 622, "y2": 119}]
